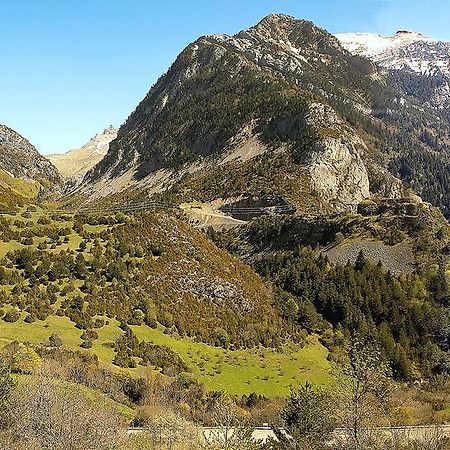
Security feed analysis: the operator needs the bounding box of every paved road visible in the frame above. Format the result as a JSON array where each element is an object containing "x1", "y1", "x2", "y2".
[{"x1": 128, "y1": 424, "x2": 450, "y2": 444}]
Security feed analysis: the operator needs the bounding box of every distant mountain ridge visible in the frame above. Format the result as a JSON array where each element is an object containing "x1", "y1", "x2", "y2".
[
  {"x1": 336, "y1": 30, "x2": 450, "y2": 111},
  {"x1": 336, "y1": 30, "x2": 450, "y2": 76},
  {"x1": 48, "y1": 126, "x2": 117, "y2": 182}
]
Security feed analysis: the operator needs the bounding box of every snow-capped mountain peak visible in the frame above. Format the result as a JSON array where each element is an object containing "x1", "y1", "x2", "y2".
[
  {"x1": 335, "y1": 30, "x2": 434, "y2": 58},
  {"x1": 335, "y1": 30, "x2": 449, "y2": 76}
]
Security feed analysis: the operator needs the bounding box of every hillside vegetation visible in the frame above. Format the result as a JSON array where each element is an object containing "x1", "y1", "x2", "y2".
[
  {"x1": 216, "y1": 201, "x2": 450, "y2": 381},
  {"x1": 0, "y1": 170, "x2": 41, "y2": 210},
  {"x1": 0, "y1": 206, "x2": 332, "y2": 397},
  {"x1": 1, "y1": 14, "x2": 450, "y2": 447}
]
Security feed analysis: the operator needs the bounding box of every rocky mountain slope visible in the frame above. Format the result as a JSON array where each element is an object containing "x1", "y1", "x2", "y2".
[
  {"x1": 0, "y1": 124, "x2": 60, "y2": 184},
  {"x1": 48, "y1": 126, "x2": 117, "y2": 183},
  {"x1": 0, "y1": 124, "x2": 61, "y2": 207},
  {"x1": 336, "y1": 31, "x2": 450, "y2": 110},
  {"x1": 78, "y1": 14, "x2": 450, "y2": 218},
  {"x1": 336, "y1": 31, "x2": 450, "y2": 76}
]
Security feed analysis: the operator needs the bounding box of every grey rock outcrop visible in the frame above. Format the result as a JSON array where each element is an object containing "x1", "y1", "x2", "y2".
[
  {"x1": 306, "y1": 103, "x2": 370, "y2": 209},
  {"x1": 0, "y1": 124, "x2": 60, "y2": 184}
]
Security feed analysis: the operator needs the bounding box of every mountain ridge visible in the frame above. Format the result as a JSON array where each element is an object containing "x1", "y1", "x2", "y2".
[
  {"x1": 336, "y1": 30, "x2": 450, "y2": 76},
  {"x1": 48, "y1": 125, "x2": 117, "y2": 183},
  {"x1": 75, "y1": 14, "x2": 450, "y2": 219},
  {"x1": 336, "y1": 30, "x2": 450, "y2": 113},
  {"x1": 0, "y1": 124, "x2": 61, "y2": 207},
  {"x1": 77, "y1": 16, "x2": 391, "y2": 208}
]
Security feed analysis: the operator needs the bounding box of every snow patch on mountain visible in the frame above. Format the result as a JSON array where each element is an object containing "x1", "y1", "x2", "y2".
[
  {"x1": 336, "y1": 31, "x2": 434, "y2": 58},
  {"x1": 336, "y1": 30, "x2": 450, "y2": 76}
]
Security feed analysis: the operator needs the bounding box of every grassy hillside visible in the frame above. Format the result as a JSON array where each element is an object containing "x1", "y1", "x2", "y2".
[
  {"x1": 2, "y1": 201, "x2": 448, "y2": 402},
  {"x1": 0, "y1": 169, "x2": 41, "y2": 210},
  {"x1": 0, "y1": 206, "x2": 331, "y2": 397},
  {"x1": 131, "y1": 325, "x2": 330, "y2": 396},
  {"x1": 0, "y1": 312, "x2": 330, "y2": 397}
]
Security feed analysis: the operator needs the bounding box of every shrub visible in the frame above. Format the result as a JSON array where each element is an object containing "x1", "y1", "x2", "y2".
[
  {"x1": 81, "y1": 329, "x2": 98, "y2": 341},
  {"x1": 3, "y1": 310, "x2": 20, "y2": 323},
  {"x1": 45, "y1": 333, "x2": 63, "y2": 348},
  {"x1": 24, "y1": 314, "x2": 36, "y2": 324},
  {"x1": 80, "y1": 340, "x2": 93, "y2": 349}
]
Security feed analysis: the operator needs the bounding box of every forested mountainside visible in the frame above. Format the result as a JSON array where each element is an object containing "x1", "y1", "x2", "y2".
[
  {"x1": 0, "y1": 208, "x2": 287, "y2": 350},
  {"x1": 214, "y1": 200, "x2": 450, "y2": 380},
  {"x1": 80, "y1": 14, "x2": 450, "y2": 219}
]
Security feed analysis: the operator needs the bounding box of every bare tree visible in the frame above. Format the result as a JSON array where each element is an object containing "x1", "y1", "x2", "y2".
[
  {"x1": 386, "y1": 426, "x2": 450, "y2": 450},
  {"x1": 336, "y1": 338, "x2": 394, "y2": 450},
  {"x1": 3, "y1": 363, "x2": 125, "y2": 450},
  {"x1": 202, "y1": 397, "x2": 258, "y2": 450},
  {"x1": 127, "y1": 410, "x2": 203, "y2": 450}
]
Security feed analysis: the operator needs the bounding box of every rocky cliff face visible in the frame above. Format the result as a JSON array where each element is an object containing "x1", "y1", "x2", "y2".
[
  {"x1": 80, "y1": 14, "x2": 449, "y2": 215},
  {"x1": 0, "y1": 124, "x2": 60, "y2": 185},
  {"x1": 306, "y1": 103, "x2": 370, "y2": 210}
]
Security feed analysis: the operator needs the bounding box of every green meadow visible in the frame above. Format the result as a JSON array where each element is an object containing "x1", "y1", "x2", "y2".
[{"x1": 0, "y1": 314, "x2": 331, "y2": 397}]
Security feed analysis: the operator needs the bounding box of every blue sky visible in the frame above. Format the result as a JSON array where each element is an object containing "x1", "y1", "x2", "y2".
[{"x1": 1, "y1": 0, "x2": 449, "y2": 155}]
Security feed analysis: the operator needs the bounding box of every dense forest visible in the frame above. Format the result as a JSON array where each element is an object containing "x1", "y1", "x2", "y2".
[
  {"x1": 256, "y1": 247, "x2": 450, "y2": 380},
  {"x1": 216, "y1": 208, "x2": 450, "y2": 382}
]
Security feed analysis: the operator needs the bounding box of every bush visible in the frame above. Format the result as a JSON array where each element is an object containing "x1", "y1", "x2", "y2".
[
  {"x1": 93, "y1": 318, "x2": 105, "y2": 328},
  {"x1": 24, "y1": 314, "x2": 36, "y2": 324},
  {"x1": 3, "y1": 310, "x2": 20, "y2": 323},
  {"x1": 80, "y1": 340, "x2": 93, "y2": 349},
  {"x1": 37, "y1": 242, "x2": 47, "y2": 250},
  {"x1": 44, "y1": 333, "x2": 63, "y2": 348},
  {"x1": 81, "y1": 329, "x2": 98, "y2": 341}
]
